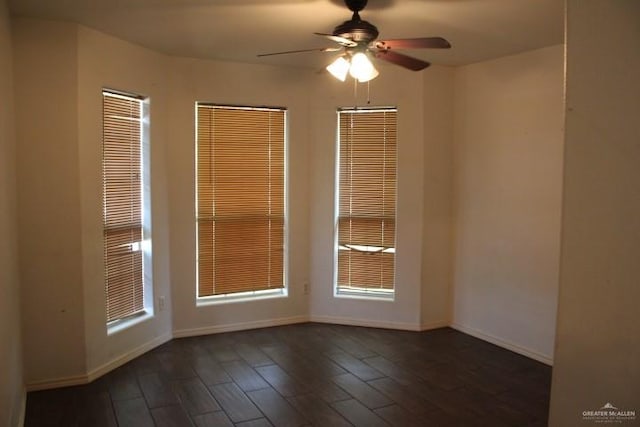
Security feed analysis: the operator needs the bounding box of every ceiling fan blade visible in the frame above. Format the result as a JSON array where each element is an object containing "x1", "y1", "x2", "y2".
[
  {"x1": 314, "y1": 32, "x2": 358, "y2": 47},
  {"x1": 375, "y1": 37, "x2": 451, "y2": 50},
  {"x1": 257, "y1": 47, "x2": 341, "y2": 57},
  {"x1": 374, "y1": 49, "x2": 431, "y2": 71}
]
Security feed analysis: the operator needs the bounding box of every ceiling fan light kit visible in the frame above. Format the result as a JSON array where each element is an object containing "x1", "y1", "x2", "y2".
[
  {"x1": 348, "y1": 52, "x2": 378, "y2": 82},
  {"x1": 326, "y1": 56, "x2": 350, "y2": 81},
  {"x1": 327, "y1": 51, "x2": 379, "y2": 82},
  {"x1": 258, "y1": 0, "x2": 451, "y2": 83}
]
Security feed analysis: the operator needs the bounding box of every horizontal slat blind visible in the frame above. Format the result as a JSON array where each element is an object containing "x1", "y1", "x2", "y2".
[
  {"x1": 197, "y1": 105, "x2": 285, "y2": 297},
  {"x1": 103, "y1": 91, "x2": 144, "y2": 322},
  {"x1": 337, "y1": 108, "x2": 397, "y2": 292}
]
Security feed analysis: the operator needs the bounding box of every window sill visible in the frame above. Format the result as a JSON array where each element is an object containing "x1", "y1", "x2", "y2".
[
  {"x1": 107, "y1": 311, "x2": 153, "y2": 336},
  {"x1": 334, "y1": 288, "x2": 395, "y2": 302},
  {"x1": 197, "y1": 288, "x2": 287, "y2": 307}
]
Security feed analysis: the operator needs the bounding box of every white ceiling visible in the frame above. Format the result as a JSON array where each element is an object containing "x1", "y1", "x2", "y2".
[{"x1": 9, "y1": 0, "x2": 564, "y2": 70}]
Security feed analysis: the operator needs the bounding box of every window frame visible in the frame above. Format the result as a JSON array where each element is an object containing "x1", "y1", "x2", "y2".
[
  {"x1": 195, "y1": 103, "x2": 288, "y2": 305},
  {"x1": 102, "y1": 89, "x2": 153, "y2": 333},
  {"x1": 334, "y1": 106, "x2": 398, "y2": 300}
]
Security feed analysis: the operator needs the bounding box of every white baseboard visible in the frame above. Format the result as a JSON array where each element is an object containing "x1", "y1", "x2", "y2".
[
  {"x1": 23, "y1": 316, "x2": 551, "y2": 395},
  {"x1": 86, "y1": 332, "x2": 173, "y2": 383},
  {"x1": 450, "y1": 322, "x2": 554, "y2": 366},
  {"x1": 25, "y1": 317, "x2": 308, "y2": 392},
  {"x1": 309, "y1": 315, "x2": 422, "y2": 331},
  {"x1": 420, "y1": 320, "x2": 450, "y2": 331},
  {"x1": 17, "y1": 386, "x2": 26, "y2": 427},
  {"x1": 25, "y1": 373, "x2": 88, "y2": 392},
  {"x1": 25, "y1": 332, "x2": 173, "y2": 391},
  {"x1": 173, "y1": 315, "x2": 310, "y2": 338}
]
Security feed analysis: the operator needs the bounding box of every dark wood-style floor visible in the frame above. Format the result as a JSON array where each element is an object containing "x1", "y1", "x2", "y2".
[{"x1": 25, "y1": 323, "x2": 551, "y2": 427}]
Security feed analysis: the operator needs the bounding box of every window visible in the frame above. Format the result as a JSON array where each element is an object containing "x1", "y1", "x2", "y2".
[
  {"x1": 196, "y1": 104, "x2": 286, "y2": 300},
  {"x1": 102, "y1": 90, "x2": 150, "y2": 324},
  {"x1": 336, "y1": 107, "x2": 397, "y2": 297}
]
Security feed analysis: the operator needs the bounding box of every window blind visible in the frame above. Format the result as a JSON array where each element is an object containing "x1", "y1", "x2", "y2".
[
  {"x1": 196, "y1": 105, "x2": 285, "y2": 297},
  {"x1": 337, "y1": 108, "x2": 397, "y2": 293},
  {"x1": 102, "y1": 91, "x2": 145, "y2": 322}
]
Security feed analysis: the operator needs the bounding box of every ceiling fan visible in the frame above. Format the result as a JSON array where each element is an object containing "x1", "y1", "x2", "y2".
[{"x1": 257, "y1": 0, "x2": 451, "y2": 82}]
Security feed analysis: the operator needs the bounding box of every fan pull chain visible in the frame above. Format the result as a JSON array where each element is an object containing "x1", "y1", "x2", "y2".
[
  {"x1": 351, "y1": 79, "x2": 372, "y2": 106},
  {"x1": 353, "y1": 78, "x2": 358, "y2": 105},
  {"x1": 351, "y1": 79, "x2": 373, "y2": 106}
]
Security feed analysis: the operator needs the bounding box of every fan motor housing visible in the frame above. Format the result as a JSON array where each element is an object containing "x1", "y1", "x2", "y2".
[{"x1": 333, "y1": 19, "x2": 379, "y2": 43}]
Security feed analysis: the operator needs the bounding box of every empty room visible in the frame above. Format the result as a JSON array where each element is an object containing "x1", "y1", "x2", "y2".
[{"x1": 1, "y1": 0, "x2": 638, "y2": 426}]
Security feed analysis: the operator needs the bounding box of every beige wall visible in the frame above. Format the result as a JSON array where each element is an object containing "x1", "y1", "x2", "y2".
[
  {"x1": 421, "y1": 65, "x2": 455, "y2": 329},
  {"x1": 11, "y1": 15, "x2": 564, "y2": 391},
  {"x1": 14, "y1": 18, "x2": 88, "y2": 387},
  {"x1": 77, "y1": 26, "x2": 173, "y2": 377},
  {"x1": 8, "y1": 4, "x2": 640, "y2": 423},
  {"x1": 451, "y1": 45, "x2": 564, "y2": 363},
  {"x1": 549, "y1": 1, "x2": 640, "y2": 424},
  {"x1": 13, "y1": 19, "x2": 175, "y2": 388},
  {"x1": 12, "y1": 18, "x2": 315, "y2": 387},
  {"x1": 0, "y1": 0, "x2": 24, "y2": 424},
  {"x1": 166, "y1": 57, "x2": 311, "y2": 335},
  {"x1": 308, "y1": 65, "x2": 433, "y2": 330}
]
